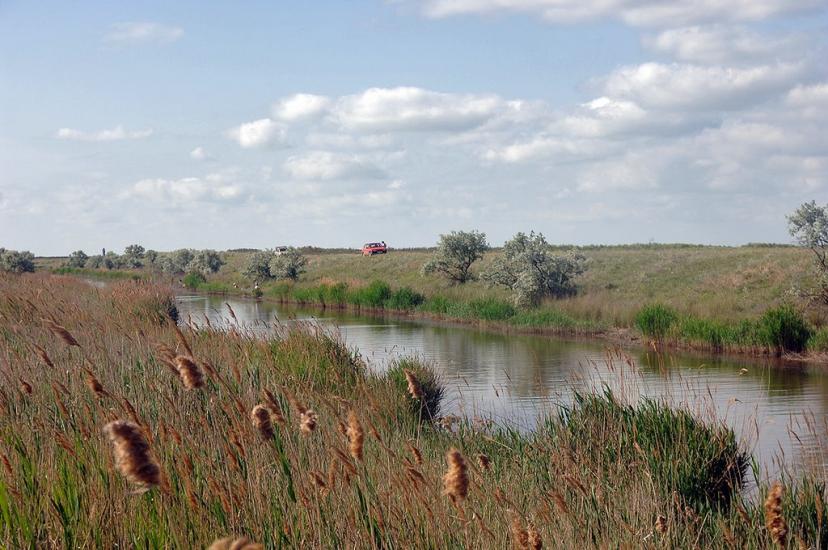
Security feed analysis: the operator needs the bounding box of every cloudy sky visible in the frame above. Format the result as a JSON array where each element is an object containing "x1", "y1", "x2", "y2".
[{"x1": 1, "y1": 1, "x2": 826, "y2": 255}]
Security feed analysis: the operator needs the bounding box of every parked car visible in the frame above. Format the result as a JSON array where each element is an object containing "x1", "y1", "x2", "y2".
[
  {"x1": 274, "y1": 246, "x2": 289, "y2": 255},
  {"x1": 362, "y1": 242, "x2": 387, "y2": 256}
]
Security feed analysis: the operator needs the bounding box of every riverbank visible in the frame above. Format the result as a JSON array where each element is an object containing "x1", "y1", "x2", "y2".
[
  {"x1": 2, "y1": 272, "x2": 826, "y2": 547},
  {"x1": 41, "y1": 244, "x2": 828, "y2": 361}
]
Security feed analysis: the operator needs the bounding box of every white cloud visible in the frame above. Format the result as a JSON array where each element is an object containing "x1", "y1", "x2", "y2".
[
  {"x1": 190, "y1": 147, "x2": 211, "y2": 161},
  {"x1": 228, "y1": 118, "x2": 287, "y2": 148},
  {"x1": 332, "y1": 87, "x2": 507, "y2": 131},
  {"x1": 125, "y1": 175, "x2": 243, "y2": 204},
  {"x1": 421, "y1": 0, "x2": 822, "y2": 27},
  {"x1": 601, "y1": 62, "x2": 804, "y2": 111},
  {"x1": 103, "y1": 22, "x2": 183, "y2": 44},
  {"x1": 273, "y1": 94, "x2": 331, "y2": 121},
  {"x1": 283, "y1": 151, "x2": 385, "y2": 180},
  {"x1": 56, "y1": 125, "x2": 153, "y2": 142},
  {"x1": 786, "y1": 82, "x2": 828, "y2": 115}
]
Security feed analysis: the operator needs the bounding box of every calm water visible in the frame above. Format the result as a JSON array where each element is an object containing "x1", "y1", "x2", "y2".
[{"x1": 176, "y1": 293, "x2": 828, "y2": 481}]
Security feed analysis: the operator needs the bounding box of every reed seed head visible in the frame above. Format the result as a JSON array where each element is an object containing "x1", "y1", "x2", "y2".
[
  {"x1": 207, "y1": 536, "x2": 264, "y2": 550},
  {"x1": 346, "y1": 410, "x2": 364, "y2": 461},
  {"x1": 655, "y1": 515, "x2": 667, "y2": 534},
  {"x1": 477, "y1": 453, "x2": 491, "y2": 471},
  {"x1": 174, "y1": 355, "x2": 204, "y2": 390},
  {"x1": 404, "y1": 369, "x2": 423, "y2": 399},
  {"x1": 442, "y1": 448, "x2": 469, "y2": 504},
  {"x1": 103, "y1": 420, "x2": 160, "y2": 490},
  {"x1": 511, "y1": 515, "x2": 529, "y2": 549},
  {"x1": 44, "y1": 319, "x2": 80, "y2": 347},
  {"x1": 300, "y1": 409, "x2": 318, "y2": 435},
  {"x1": 407, "y1": 441, "x2": 424, "y2": 465},
  {"x1": 527, "y1": 522, "x2": 543, "y2": 550},
  {"x1": 764, "y1": 481, "x2": 788, "y2": 547},
  {"x1": 250, "y1": 404, "x2": 275, "y2": 440}
]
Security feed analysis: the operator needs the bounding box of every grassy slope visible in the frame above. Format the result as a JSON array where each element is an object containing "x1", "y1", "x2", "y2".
[{"x1": 213, "y1": 245, "x2": 814, "y2": 325}]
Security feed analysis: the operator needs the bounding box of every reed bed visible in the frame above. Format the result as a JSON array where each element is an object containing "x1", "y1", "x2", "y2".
[{"x1": 0, "y1": 272, "x2": 825, "y2": 548}]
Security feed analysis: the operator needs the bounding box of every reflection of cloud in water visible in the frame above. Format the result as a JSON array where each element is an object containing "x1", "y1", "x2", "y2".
[{"x1": 177, "y1": 294, "x2": 828, "y2": 481}]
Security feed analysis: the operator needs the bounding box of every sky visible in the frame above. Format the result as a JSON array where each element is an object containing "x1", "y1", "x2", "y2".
[{"x1": 1, "y1": 1, "x2": 827, "y2": 255}]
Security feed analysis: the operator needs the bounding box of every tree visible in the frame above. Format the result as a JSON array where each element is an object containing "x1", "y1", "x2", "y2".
[
  {"x1": 482, "y1": 231, "x2": 587, "y2": 307},
  {"x1": 788, "y1": 201, "x2": 828, "y2": 303},
  {"x1": 158, "y1": 249, "x2": 195, "y2": 275},
  {"x1": 0, "y1": 249, "x2": 35, "y2": 273},
  {"x1": 144, "y1": 249, "x2": 158, "y2": 265},
  {"x1": 269, "y1": 248, "x2": 307, "y2": 281},
  {"x1": 244, "y1": 250, "x2": 275, "y2": 281},
  {"x1": 103, "y1": 251, "x2": 122, "y2": 270},
  {"x1": 67, "y1": 250, "x2": 88, "y2": 268},
  {"x1": 421, "y1": 230, "x2": 488, "y2": 283},
  {"x1": 187, "y1": 250, "x2": 225, "y2": 276},
  {"x1": 86, "y1": 255, "x2": 105, "y2": 269}
]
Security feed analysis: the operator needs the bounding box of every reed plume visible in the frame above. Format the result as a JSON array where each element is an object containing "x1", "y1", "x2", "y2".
[
  {"x1": 404, "y1": 369, "x2": 423, "y2": 399},
  {"x1": 85, "y1": 370, "x2": 107, "y2": 397},
  {"x1": 19, "y1": 379, "x2": 32, "y2": 395},
  {"x1": 346, "y1": 410, "x2": 364, "y2": 461},
  {"x1": 407, "y1": 441, "x2": 423, "y2": 465},
  {"x1": 655, "y1": 515, "x2": 667, "y2": 534},
  {"x1": 526, "y1": 522, "x2": 542, "y2": 550},
  {"x1": 174, "y1": 355, "x2": 204, "y2": 390},
  {"x1": 208, "y1": 536, "x2": 263, "y2": 550},
  {"x1": 103, "y1": 420, "x2": 160, "y2": 490},
  {"x1": 300, "y1": 409, "x2": 318, "y2": 435},
  {"x1": 33, "y1": 344, "x2": 54, "y2": 368},
  {"x1": 442, "y1": 448, "x2": 469, "y2": 504},
  {"x1": 262, "y1": 389, "x2": 286, "y2": 425},
  {"x1": 764, "y1": 481, "x2": 787, "y2": 547},
  {"x1": 43, "y1": 318, "x2": 80, "y2": 347},
  {"x1": 250, "y1": 404, "x2": 275, "y2": 440},
  {"x1": 477, "y1": 453, "x2": 491, "y2": 471},
  {"x1": 511, "y1": 515, "x2": 529, "y2": 549}
]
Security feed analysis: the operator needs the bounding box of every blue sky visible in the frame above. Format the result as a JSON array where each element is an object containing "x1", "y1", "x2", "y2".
[{"x1": 1, "y1": 0, "x2": 827, "y2": 255}]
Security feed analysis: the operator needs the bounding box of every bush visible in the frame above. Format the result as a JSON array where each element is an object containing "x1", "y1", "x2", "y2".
[
  {"x1": 187, "y1": 250, "x2": 224, "y2": 276},
  {"x1": 0, "y1": 249, "x2": 35, "y2": 273},
  {"x1": 482, "y1": 231, "x2": 586, "y2": 307},
  {"x1": 385, "y1": 287, "x2": 425, "y2": 310},
  {"x1": 421, "y1": 230, "x2": 488, "y2": 283},
  {"x1": 758, "y1": 305, "x2": 811, "y2": 354},
  {"x1": 182, "y1": 271, "x2": 206, "y2": 289},
  {"x1": 635, "y1": 304, "x2": 678, "y2": 341},
  {"x1": 269, "y1": 248, "x2": 308, "y2": 281},
  {"x1": 66, "y1": 250, "x2": 88, "y2": 268}
]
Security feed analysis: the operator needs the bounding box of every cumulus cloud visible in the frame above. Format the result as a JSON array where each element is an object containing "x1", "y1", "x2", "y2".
[
  {"x1": 103, "y1": 22, "x2": 183, "y2": 44},
  {"x1": 189, "y1": 147, "x2": 211, "y2": 160},
  {"x1": 332, "y1": 87, "x2": 507, "y2": 131},
  {"x1": 282, "y1": 151, "x2": 386, "y2": 180},
  {"x1": 125, "y1": 175, "x2": 244, "y2": 204},
  {"x1": 600, "y1": 61, "x2": 805, "y2": 111},
  {"x1": 644, "y1": 25, "x2": 805, "y2": 65},
  {"x1": 273, "y1": 94, "x2": 331, "y2": 121},
  {"x1": 228, "y1": 118, "x2": 287, "y2": 148},
  {"x1": 56, "y1": 125, "x2": 153, "y2": 142},
  {"x1": 420, "y1": 0, "x2": 822, "y2": 27}
]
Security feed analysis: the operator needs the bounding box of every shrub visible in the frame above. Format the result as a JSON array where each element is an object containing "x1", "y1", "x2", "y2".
[
  {"x1": 244, "y1": 250, "x2": 275, "y2": 281},
  {"x1": 66, "y1": 250, "x2": 88, "y2": 268},
  {"x1": 385, "y1": 287, "x2": 425, "y2": 310},
  {"x1": 635, "y1": 304, "x2": 678, "y2": 341},
  {"x1": 421, "y1": 230, "x2": 488, "y2": 283},
  {"x1": 758, "y1": 305, "x2": 811, "y2": 354},
  {"x1": 182, "y1": 271, "x2": 206, "y2": 289},
  {"x1": 269, "y1": 248, "x2": 308, "y2": 281},
  {"x1": 0, "y1": 249, "x2": 35, "y2": 273},
  {"x1": 482, "y1": 232, "x2": 587, "y2": 307},
  {"x1": 187, "y1": 250, "x2": 224, "y2": 276}
]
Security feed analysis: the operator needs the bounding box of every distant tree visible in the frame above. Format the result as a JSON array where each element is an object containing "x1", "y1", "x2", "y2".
[
  {"x1": 122, "y1": 244, "x2": 145, "y2": 268},
  {"x1": 482, "y1": 231, "x2": 587, "y2": 307},
  {"x1": 67, "y1": 250, "x2": 88, "y2": 268},
  {"x1": 269, "y1": 248, "x2": 307, "y2": 281},
  {"x1": 244, "y1": 250, "x2": 275, "y2": 281},
  {"x1": 788, "y1": 201, "x2": 828, "y2": 303},
  {"x1": 104, "y1": 251, "x2": 123, "y2": 270},
  {"x1": 422, "y1": 230, "x2": 488, "y2": 283},
  {"x1": 187, "y1": 250, "x2": 225, "y2": 276},
  {"x1": 0, "y1": 249, "x2": 35, "y2": 273},
  {"x1": 144, "y1": 249, "x2": 158, "y2": 265}
]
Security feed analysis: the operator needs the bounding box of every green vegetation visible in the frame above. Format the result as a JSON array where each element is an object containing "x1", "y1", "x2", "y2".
[
  {"x1": 421, "y1": 229, "x2": 489, "y2": 283},
  {"x1": 635, "y1": 304, "x2": 679, "y2": 342},
  {"x1": 0, "y1": 248, "x2": 35, "y2": 273},
  {"x1": 0, "y1": 272, "x2": 825, "y2": 547}
]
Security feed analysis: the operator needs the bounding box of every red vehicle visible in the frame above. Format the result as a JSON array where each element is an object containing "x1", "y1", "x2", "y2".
[{"x1": 362, "y1": 242, "x2": 387, "y2": 256}]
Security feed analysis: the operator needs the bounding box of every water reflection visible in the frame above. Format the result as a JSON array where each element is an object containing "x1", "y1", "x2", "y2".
[{"x1": 176, "y1": 294, "x2": 828, "y2": 480}]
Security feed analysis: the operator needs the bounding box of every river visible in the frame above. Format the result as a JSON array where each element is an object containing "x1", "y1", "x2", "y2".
[{"x1": 176, "y1": 293, "x2": 828, "y2": 482}]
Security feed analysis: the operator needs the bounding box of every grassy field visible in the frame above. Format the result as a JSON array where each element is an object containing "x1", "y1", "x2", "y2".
[{"x1": 0, "y1": 272, "x2": 826, "y2": 548}]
